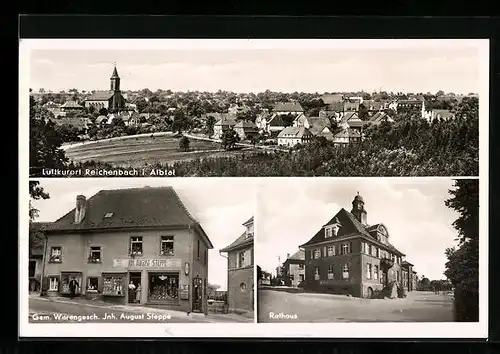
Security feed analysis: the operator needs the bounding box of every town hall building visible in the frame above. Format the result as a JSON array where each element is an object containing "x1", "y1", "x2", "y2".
[
  {"x1": 40, "y1": 186, "x2": 213, "y2": 314},
  {"x1": 300, "y1": 193, "x2": 416, "y2": 299},
  {"x1": 84, "y1": 64, "x2": 126, "y2": 112}
]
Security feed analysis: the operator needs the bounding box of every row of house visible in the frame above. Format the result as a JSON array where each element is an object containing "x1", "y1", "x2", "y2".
[
  {"x1": 28, "y1": 187, "x2": 254, "y2": 315},
  {"x1": 276, "y1": 193, "x2": 418, "y2": 299}
]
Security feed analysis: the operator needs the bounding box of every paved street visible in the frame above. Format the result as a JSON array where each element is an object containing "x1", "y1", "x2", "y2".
[
  {"x1": 258, "y1": 289, "x2": 454, "y2": 323},
  {"x1": 29, "y1": 297, "x2": 252, "y2": 323}
]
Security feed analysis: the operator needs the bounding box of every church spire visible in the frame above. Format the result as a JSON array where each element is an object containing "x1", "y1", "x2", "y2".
[{"x1": 111, "y1": 63, "x2": 120, "y2": 79}]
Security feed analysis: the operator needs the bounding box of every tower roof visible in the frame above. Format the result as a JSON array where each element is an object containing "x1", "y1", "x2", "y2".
[
  {"x1": 111, "y1": 65, "x2": 120, "y2": 79},
  {"x1": 353, "y1": 191, "x2": 364, "y2": 203}
]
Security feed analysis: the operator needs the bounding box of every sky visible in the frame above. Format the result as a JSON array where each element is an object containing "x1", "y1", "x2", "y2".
[
  {"x1": 256, "y1": 178, "x2": 467, "y2": 281},
  {"x1": 28, "y1": 40, "x2": 482, "y2": 94},
  {"x1": 29, "y1": 178, "x2": 256, "y2": 291}
]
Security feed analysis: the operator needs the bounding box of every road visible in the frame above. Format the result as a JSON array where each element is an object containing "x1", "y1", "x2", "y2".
[
  {"x1": 258, "y1": 289, "x2": 454, "y2": 323},
  {"x1": 29, "y1": 297, "x2": 204, "y2": 323}
]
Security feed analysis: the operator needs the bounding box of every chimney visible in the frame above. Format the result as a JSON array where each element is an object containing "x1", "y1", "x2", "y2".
[{"x1": 74, "y1": 195, "x2": 87, "y2": 224}]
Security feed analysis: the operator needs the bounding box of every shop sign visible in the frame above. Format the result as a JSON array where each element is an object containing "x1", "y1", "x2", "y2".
[{"x1": 113, "y1": 258, "x2": 181, "y2": 269}]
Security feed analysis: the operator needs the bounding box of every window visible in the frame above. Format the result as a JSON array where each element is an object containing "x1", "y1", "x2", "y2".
[
  {"x1": 29, "y1": 260, "x2": 36, "y2": 278},
  {"x1": 197, "y1": 240, "x2": 200, "y2": 259},
  {"x1": 87, "y1": 277, "x2": 99, "y2": 292},
  {"x1": 325, "y1": 227, "x2": 332, "y2": 238},
  {"x1": 397, "y1": 271, "x2": 400, "y2": 282},
  {"x1": 49, "y1": 276, "x2": 59, "y2": 291},
  {"x1": 342, "y1": 264, "x2": 349, "y2": 279},
  {"x1": 160, "y1": 236, "x2": 174, "y2": 256},
  {"x1": 361, "y1": 242, "x2": 365, "y2": 254},
  {"x1": 314, "y1": 249, "x2": 320, "y2": 259},
  {"x1": 298, "y1": 264, "x2": 304, "y2": 269},
  {"x1": 376, "y1": 248, "x2": 380, "y2": 258},
  {"x1": 374, "y1": 265, "x2": 379, "y2": 280},
  {"x1": 327, "y1": 245, "x2": 335, "y2": 257},
  {"x1": 314, "y1": 266, "x2": 320, "y2": 280},
  {"x1": 204, "y1": 249, "x2": 208, "y2": 266},
  {"x1": 328, "y1": 264, "x2": 334, "y2": 279},
  {"x1": 341, "y1": 243, "x2": 350, "y2": 255},
  {"x1": 50, "y1": 246, "x2": 62, "y2": 263},
  {"x1": 299, "y1": 274, "x2": 305, "y2": 282},
  {"x1": 367, "y1": 244, "x2": 371, "y2": 255},
  {"x1": 371, "y1": 246, "x2": 377, "y2": 258},
  {"x1": 290, "y1": 275, "x2": 294, "y2": 280},
  {"x1": 366, "y1": 264, "x2": 372, "y2": 279},
  {"x1": 238, "y1": 251, "x2": 246, "y2": 268},
  {"x1": 130, "y1": 237, "x2": 143, "y2": 255},
  {"x1": 88, "y1": 246, "x2": 101, "y2": 263},
  {"x1": 240, "y1": 282, "x2": 247, "y2": 292}
]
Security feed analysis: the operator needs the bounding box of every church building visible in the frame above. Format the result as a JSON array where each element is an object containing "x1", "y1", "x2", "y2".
[
  {"x1": 300, "y1": 193, "x2": 415, "y2": 299},
  {"x1": 84, "y1": 65, "x2": 126, "y2": 112}
]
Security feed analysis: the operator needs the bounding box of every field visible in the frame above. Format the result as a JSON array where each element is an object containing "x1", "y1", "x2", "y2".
[{"x1": 64, "y1": 136, "x2": 257, "y2": 168}]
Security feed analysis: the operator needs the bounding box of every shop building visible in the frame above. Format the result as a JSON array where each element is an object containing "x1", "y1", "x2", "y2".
[
  {"x1": 41, "y1": 187, "x2": 213, "y2": 313},
  {"x1": 220, "y1": 216, "x2": 254, "y2": 314},
  {"x1": 281, "y1": 249, "x2": 305, "y2": 287},
  {"x1": 301, "y1": 193, "x2": 415, "y2": 298}
]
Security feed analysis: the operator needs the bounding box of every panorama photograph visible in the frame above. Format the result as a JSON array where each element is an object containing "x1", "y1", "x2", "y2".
[{"x1": 26, "y1": 39, "x2": 484, "y2": 177}]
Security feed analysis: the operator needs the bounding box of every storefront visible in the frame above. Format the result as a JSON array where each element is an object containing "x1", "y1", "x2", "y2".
[
  {"x1": 148, "y1": 272, "x2": 179, "y2": 303},
  {"x1": 101, "y1": 272, "x2": 127, "y2": 303}
]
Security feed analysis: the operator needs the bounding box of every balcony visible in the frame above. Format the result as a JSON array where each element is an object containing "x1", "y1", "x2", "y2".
[{"x1": 380, "y1": 257, "x2": 394, "y2": 271}]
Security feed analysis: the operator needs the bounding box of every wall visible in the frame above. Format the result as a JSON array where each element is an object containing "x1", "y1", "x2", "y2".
[
  {"x1": 191, "y1": 228, "x2": 210, "y2": 313},
  {"x1": 44, "y1": 228, "x2": 197, "y2": 311},
  {"x1": 288, "y1": 263, "x2": 305, "y2": 287},
  {"x1": 227, "y1": 244, "x2": 254, "y2": 313}
]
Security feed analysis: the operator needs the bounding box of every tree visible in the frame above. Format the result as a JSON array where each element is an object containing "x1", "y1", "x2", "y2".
[
  {"x1": 54, "y1": 124, "x2": 81, "y2": 143},
  {"x1": 29, "y1": 181, "x2": 50, "y2": 254},
  {"x1": 98, "y1": 107, "x2": 108, "y2": 116},
  {"x1": 221, "y1": 129, "x2": 240, "y2": 150},
  {"x1": 358, "y1": 103, "x2": 369, "y2": 120},
  {"x1": 179, "y1": 136, "x2": 190, "y2": 152},
  {"x1": 29, "y1": 97, "x2": 69, "y2": 175},
  {"x1": 444, "y1": 179, "x2": 479, "y2": 321},
  {"x1": 205, "y1": 116, "x2": 216, "y2": 137},
  {"x1": 171, "y1": 109, "x2": 191, "y2": 133}
]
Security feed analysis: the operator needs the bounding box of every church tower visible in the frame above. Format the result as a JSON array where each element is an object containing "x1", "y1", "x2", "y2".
[
  {"x1": 351, "y1": 192, "x2": 367, "y2": 225},
  {"x1": 110, "y1": 64, "x2": 122, "y2": 112}
]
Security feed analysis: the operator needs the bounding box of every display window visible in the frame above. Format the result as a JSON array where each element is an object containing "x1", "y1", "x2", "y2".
[
  {"x1": 102, "y1": 273, "x2": 125, "y2": 296},
  {"x1": 148, "y1": 273, "x2": 179, "y2": 301}
]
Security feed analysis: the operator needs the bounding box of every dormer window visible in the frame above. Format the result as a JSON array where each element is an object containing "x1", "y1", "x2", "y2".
[{"x1": 325, "y1": 227, "x2": 333, "y2": 238}]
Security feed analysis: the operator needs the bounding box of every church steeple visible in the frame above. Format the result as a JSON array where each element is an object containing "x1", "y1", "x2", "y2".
[
  {"x1": 110, "y1": 63, "x2": 120, "y2": 91},
  {"x1": 351, "y1": 191, "x2": 367, "y2": 225}
]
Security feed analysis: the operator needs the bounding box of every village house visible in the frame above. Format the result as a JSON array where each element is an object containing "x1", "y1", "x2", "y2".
[
  {"x1": 394, "y1": 99, "x2": 426, "y2": 118},
  {"x1": 332, "y1": 128, "x2": 362, "y2": 146},
  {"x1": 423, "y1": 109, "x2": 456, "y2": 122},
  {"x1": 339, "y1": 112, "x2": 367, "y2": 133},
  {"x1": 273, "y1": 101, "x2": 304, "y2": 115},
  {"x1": 277, "y1": 126, "x2": 314, "y2": 147},
  {"x1": 343, "y1": 99, "x2": 360, "y2": 113},
  {"x1": 213, "y1": 117, "x2": 237, "y2": 139},
  {"x1": 40, "y1": 187, "x2": 213, "y2": 313},
  {"x1": 60, "y1": 100, "x2": 84, "y2": 113},
  {"x1": 281, "y1": 250, "x2": 305, "y2": 287},
  {"x1": 294, "y1": 116, "x2": 334, "y2": 142},
  {"x1": 84, "y1": 65, "x2": 126, "y2": 112},
  {"x1": 234, "y1": 120, "x2": 259, "y2": 141},
  {"x1": 220, "y1": 217, "x2": 254, "y2": 314},
  {"x1": 265, "y1": 114, "x2": 288, "y2": 134},
  {"x1": 368, "y1": 111, "x2": 394, "y2": 126},
  {"x1": 300, "y1": 193, "x2": 415, "y2": 299}
]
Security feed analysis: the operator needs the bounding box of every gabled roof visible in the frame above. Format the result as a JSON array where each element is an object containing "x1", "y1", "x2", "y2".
[
  {"x1": 344, "y1": 100, "x2": 360, "y2": 111},
  {"x1": 340, "y1": 112, "x2": 359, "y2": 124},
  {"x1": 369, "y1": 112, "x2": 389, "y2": 122},
  {"x1": 215, "y1": 117, "x2": 237, "y2": 127},
  {"x1": 268, "y1": 114, "x2": 287, "y2": 127},
  {"x1": 401, "y1": 260, "x2": 414, "y2": 268},
  {"x1": 277, "y1": 126, "x2": 313, "y2": 139},
  {"x1": 45, "y1": 187, "x2": 213, "y2": 249},
  {"x1": 86, "y1": 91, "x2": 115, "y2": 101},
  {"x1": 60, "y1": 101, "x2": 83, "y2": 109},
  {"x1": 96, "y1": 115, "x2": 107, "y2": 124},
  {"x1": 334, "y1": 128, "x2": 362, "y2": 139},
  {"x1": 219, "y1": 231, "x2": 253, "y2": 253},
  {"x1": 325, "y1": 102, "x2": 344, "y2": 112},
  {"x1": 273, "y1": 102, "x2": 304, "y2": 112},
  {"x1": 234, "y1": 120, "x2": 257, "y2": 129},
  {"x1": 242, "y1": 216, "x2": 254, "y2": 226},
  {"x1": 287, "y1": 249, "x2": 305, "y2": 261},
  {"x1": 308, "y1": 117, "x2": 332, "y2": 135}
]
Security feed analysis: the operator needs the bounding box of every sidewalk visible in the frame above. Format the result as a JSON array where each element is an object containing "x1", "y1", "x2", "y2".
[{"x1": 29, "y1": 294, "x2": 253, "y2": 323}]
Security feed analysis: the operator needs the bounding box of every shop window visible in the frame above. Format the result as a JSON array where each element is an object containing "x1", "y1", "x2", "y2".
[
  {"x1": 88, "y1": 246, "x2": 102, "y2": 263},
  {"x1": 160, "y1": 236, "x2": 174, "y2": 256},
  {"x1": 240, "y1": 282, "x2": 247, "y2": 292},
  {"x1": 49, "y1": 276, "x2": 59, "y2": 291},
  {"x1": 102, "y1": 275, "x2": 124, "y2": 296},
  {"x1": 328, "y1": 264, "x2": 334, "y2": 280},
  {"x1": 342, "y1": 264, "x2": 349, "y2": 279},
  {"x1": 148, "y1": 273, "x2": 179, "y2": 301},
  {"x1": 29, "y1": 260, "x2": 36, "y2": 278},
  {"x1": 87, "y1": 277, "x2": 99, "y2": 292},
  {"x1": 130, "y1": 237, "x2": 143, "y2": 255},
  {"x1": 49, "y1": 246, "x2": 62, "y2": 263}
]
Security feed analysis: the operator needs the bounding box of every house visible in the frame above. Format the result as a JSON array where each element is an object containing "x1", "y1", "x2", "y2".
[
  {"x1": 300, "y1": 193, "x2": 413, "y2": 298},
  {"x1": 95, "y1": 115, "x2": 108, "y2": 125},
  {"x1": 332, "y1": 128, "x2": 362, "y2": 146},
  {"x1": 60, "y1": 101, "x2": 84, "y2": 112},
  {"x1": 292, "y1": 113, "x2": 309, "y2": 128},
  {"x1": 213, "y1": 117, "x2": 237, "y2": 139},
  {"x1": 427, "y1": 109, "x2": 456, "y2": 122},
  {"x1": 40, "y1": 187, "x2": 214, "y2": 313},
  {"x1": 361, "y1": 100, "x2": 384, "y2": 113},
  {"x1": 234, "y1": 120, "x2": 259, "y2": 141},
  {"x1": 220, "y1": 217, "x2": 254, "y2": 314},
  {"x1": 395, "y1": 99, "x2": 426, "y2": 118},
  {"x1": 29, "y1": 222, "x2": 52, "y2": 292},
  {"x1": 320, "y1": 93, "x2": 344, "y2": 105},
  {"x1": 277, "y1": 126, "x2": 314, "y2": 147},
  {"x1": 273, "y1": 102, "x2": 304, "y2": 115},
  {"x1": 282, "y1": 250, "x2": 305, "y2": 287},
  {"x1": 339, "y1": 112, "x2": 367, "y2": 132},
  {"x1": 401, "y1": 261, "x2": 416, "y2": 292},
  {"x1": 303, "y1": 117, "x2": 335, "y2": 142},
  {"x1": 266, "y1": 114, "x2": 288, "y2": 134},
  {"x1": 368, "y1": 112, "x2": 394, "y2": 126},
  {"x1": 50, "y1": 117, "x2": 93, "y2": 134},
  {"x1": 343, "y1": 99, "x2": 360, "y2": 113},
  {"x1": 84, "y1": 65, "x2": 126, "y2": 112}
]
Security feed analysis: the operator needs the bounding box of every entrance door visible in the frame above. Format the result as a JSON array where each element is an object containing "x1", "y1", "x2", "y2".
[
  {"x1": 128, "y1": 272, "x2": 141, "y2": 304},
  {"x1": 192, "y1": 276, "x2": 203, "y2": 313}
]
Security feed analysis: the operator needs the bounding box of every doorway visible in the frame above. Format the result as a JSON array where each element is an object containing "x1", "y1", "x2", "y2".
[
  {"x1": 192, "y1": 276, "x2": 203, "y2": 313},
  {"x1": 128, "y1": 272, "x2": 141, "y2": 304}
]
